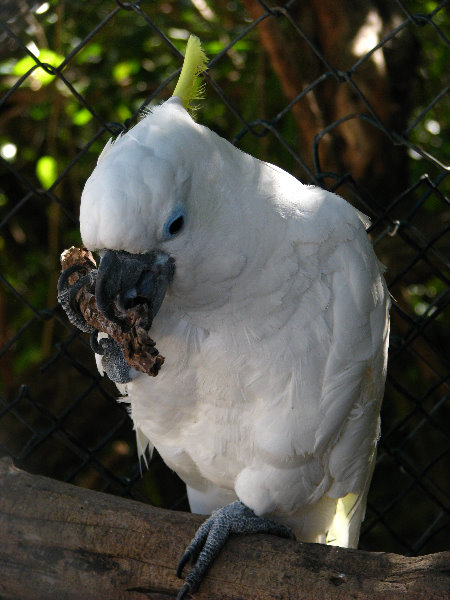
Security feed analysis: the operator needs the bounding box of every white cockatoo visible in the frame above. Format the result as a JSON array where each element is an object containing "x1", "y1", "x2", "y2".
[{"x1": 59, "y1": 36, "x2": 390, "y2": 598}]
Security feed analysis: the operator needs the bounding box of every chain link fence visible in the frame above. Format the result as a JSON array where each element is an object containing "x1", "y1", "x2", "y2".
[{"x1": 0, "y1": 0, "x2": 448, "y2": 558}]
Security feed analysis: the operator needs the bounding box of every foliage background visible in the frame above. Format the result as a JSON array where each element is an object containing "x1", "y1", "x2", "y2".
[{"x1": 0, "y1": 0, "x2": 448, "y2": 557}]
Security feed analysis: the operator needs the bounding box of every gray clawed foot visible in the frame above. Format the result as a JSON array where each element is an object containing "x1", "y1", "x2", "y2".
[
  {"x1": 176, "y1": 500, "x2": 295, "y2": 598},
  {"x1": 58, "y1": 263, "x2": 132, "y2": 384},
  {"x1": 90, "y1": 331, "x2": 132, "y2": 383}
]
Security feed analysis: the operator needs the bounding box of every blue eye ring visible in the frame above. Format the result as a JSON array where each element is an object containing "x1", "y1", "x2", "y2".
[{"x1": 163, "y1": 206, "x2": 186, "y2": 239}]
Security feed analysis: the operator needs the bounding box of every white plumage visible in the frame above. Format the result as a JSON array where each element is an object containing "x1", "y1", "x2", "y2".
[{"x1": 80, "y1": 96, "x2": 389, "y2": 550}]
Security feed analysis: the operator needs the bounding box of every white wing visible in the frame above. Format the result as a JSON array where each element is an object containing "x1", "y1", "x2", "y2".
[{"x1": 234, "y1": 188, "x2": 389, "y2": 546}]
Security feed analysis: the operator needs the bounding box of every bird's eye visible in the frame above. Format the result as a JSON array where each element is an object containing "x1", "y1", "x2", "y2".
[{"x1": 163, "y1": 207, "x2": 186, "y2": 239}]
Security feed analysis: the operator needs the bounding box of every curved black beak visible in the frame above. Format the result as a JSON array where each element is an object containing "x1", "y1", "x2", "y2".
[{"x1": 95, "y1": 249, "x2": 175, "y2": 324}]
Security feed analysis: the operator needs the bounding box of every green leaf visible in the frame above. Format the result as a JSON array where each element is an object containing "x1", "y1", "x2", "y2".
[
  {"x1": 112, "y1": 60, "x2": 140, "y2": 85},
  {"x1": 117, "y1": 104, "x2": 132, "y2": 121},
  {"x1": 72, "y1": 107, "x2": 93, "y2": 126},
  {"x1": 36, "y1": 155, "x2": 58, "y2": 188},
  {"x1": 75, "y1": 41, "x2": 103, "y2": 64},
  {"x1": 13, "y1": 49, "x2": 65, "y2": 87}
]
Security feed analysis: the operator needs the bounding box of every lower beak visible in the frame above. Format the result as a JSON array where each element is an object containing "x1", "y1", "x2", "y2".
[{"x1": 95, "y1": 249, "x2": 175, "y2": 324}]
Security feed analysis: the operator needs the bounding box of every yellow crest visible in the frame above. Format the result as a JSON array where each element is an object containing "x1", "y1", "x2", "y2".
[{"x1": 172, "y1": 35, "x2": 208, "y2": 115}]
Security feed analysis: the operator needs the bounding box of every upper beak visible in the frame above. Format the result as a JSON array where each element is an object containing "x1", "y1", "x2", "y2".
[{"x1": 95, "y1": 249, "x2": 175, "y2": 324}]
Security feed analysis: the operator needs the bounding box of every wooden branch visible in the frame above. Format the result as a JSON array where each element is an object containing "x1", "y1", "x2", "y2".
[{"x1": 0, "y1": 458, "x2": 448, "y2": 600}]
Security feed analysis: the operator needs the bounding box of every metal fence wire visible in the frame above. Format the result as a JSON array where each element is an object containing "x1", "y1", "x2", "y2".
[{"x1": 0, "y1": 0, "x2": 449, "y2": 558}]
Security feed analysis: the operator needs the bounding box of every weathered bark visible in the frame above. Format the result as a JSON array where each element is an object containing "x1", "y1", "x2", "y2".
[{"x1": 0, "y1": 458, "x2": 448, "y2": 600}]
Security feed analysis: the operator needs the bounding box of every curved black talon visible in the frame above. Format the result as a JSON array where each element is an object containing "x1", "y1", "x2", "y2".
[
  {"x1": 57, "y1": 264, "x2": 83, "y2": 291},
  {"x1": 67, "y1": 271, "x2": 95, "y2": 307},
  {"x1": 176, "y1": 550, "x2": 193, "y2": 578},
  {"x1": 57, "y1": 265, "x2": 97, "y2": 333},
  {"x1": 176, "y1": 582, "x2": 192, "y2": 600}
]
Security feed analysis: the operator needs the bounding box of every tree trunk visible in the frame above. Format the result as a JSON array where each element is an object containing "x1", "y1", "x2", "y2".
[
  {"x1": 0, "y1": 458, "x2": 448, "y2": 600},
  {"x1": 241, "y1": 0, "x2": 418, "y2": 202}
]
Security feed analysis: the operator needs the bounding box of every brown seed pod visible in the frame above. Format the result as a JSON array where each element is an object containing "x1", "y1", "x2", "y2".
[{"x1": 60, "y1": 246, "x2": 164, "y2": 376}]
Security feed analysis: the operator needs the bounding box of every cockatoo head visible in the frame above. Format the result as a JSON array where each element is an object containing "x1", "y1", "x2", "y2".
[
  {"x1": 79, "y1": 36, "x2": 288, "y2": 325},
  {"x1": 79, "y1": 93, "x2": 260, "y2": 323}
]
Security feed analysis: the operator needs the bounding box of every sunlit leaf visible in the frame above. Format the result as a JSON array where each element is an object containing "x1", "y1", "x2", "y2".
[
  {"x1": 36, "y1": 155, "x2": 58, "y2": 188},
  {"x1": 13, "y1": 49, "x2": 65, "y2": 86},
  {"x1": 71, "y1": 107, "x2": 93, "y2": 126},
  {"x1": 75, "y1": 41, "x2": 103, "y2": 64},
  {"x1": 112, "y1": 60, "x2": 139, "y2": 85},
  {"x1": 117, "y1": 104, "x2": 132, "y2": 121}
]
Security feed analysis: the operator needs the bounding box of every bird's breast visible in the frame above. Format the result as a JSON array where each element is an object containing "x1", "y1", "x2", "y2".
[{"x1": 125, "y1": 316, "x2": 260, "y2": 489}]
